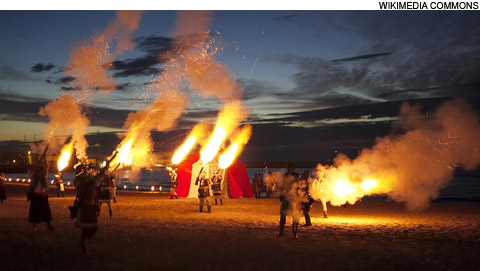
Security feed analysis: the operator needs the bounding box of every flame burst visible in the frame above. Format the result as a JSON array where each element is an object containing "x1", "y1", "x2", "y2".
[
  {"x1": 218, "y1": 125, "x2": 252, "y2": 169},
  {"x1": 200, "y1": 126, "x2": 227, "y2": 165},
  {"x1": 199, "y1": 101, "x2": 249, "y2": 165},
  {"x1": 57, "y1": 141, "x2": 74, "y2": 171},
  {"x1": 361, "y1": 180, "x2": 377, "y2": 192},
  {"x1": 172, "y1": 123, "x2": 209, "y2": 164},
  {"x1": 219, "y1": 143, "x2": 238, "y2": 169},
  {"x1": 111, "y1": 138, "x2": 134, "y2": 168}
]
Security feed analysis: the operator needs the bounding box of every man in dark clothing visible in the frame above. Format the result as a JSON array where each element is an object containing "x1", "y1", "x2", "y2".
[
  {"x1": 73, "y1": 163, "x2": 99, "y2": 256},
  {"x1": 195, "y1": 170, "x2": 211, "y2": 213},
  {"x1": 28, "y1": 146, "x2": 54, "y2": 231},
  {"x1": 299, "y1": 170, "x2": 314, "y2": 226},
  {"x1": 211, "y1": 170, "x2": 223, "y2": 205}
]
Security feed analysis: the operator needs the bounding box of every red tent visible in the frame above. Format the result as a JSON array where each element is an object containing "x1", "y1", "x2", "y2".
[{"x1": 176, "y1": 152, "x2": 253, "y2": 198}]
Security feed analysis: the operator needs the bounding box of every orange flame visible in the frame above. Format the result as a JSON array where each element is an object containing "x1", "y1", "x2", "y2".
[
  {"x1": 332, "y1": 179, "x2": 354, "y2": 198},
  {"x1": 57, "y1": 140, "x2": 74, "y2": 171},
  {"x1": 172, "y1": 136, "x2": 196, "y2": 164},
  {"x1": 111, "y1": 138, "x2": 134, "y2": 168},
  {"x1": 219, "y1": 143, "x2": 238, "y2": 169},
  {"x1": 361, "y1": 179, "x2": 377, "y2": 192},
  {"x1": 199, "y1": 101, "x2": 249, "y2": 165},
  {"x1": 200, "y1": 126, "x2": 227, "y2": 165},
  {"x1": 218, "y1": 125, "x2": 252, "y2": 169},
  {"x1": 172, "y1": 123, "x2": 209, "y2": 164}
]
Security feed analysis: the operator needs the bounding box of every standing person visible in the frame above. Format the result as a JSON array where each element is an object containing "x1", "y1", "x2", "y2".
[
  {"x1": 168, "y1": 167, "x2": 178, "y2": 199},
  {"x1": 265, "y1": 173, "x2": 275, "y2": 198},
  {"x1": 27, "y1": 146, "x2": 54, "y2": 231},
  {"x1": 211, "y1": 170, "x2": 223, "y2": 205},
  {"x1": 96, "y1": 169, "x2": 113, "y2": 218},
  {"x1": 73, "y1": 163, "x2": 99, "y2": 256},
  {"x1": 55, "y1": 171, "x2": 65, "y2": 197},
  {"x1": 252, "y1": 174, "x2": 259, "y2": 198},
  {"x1": 195, "y1": 170, "x2": 211, "y2": 213},
  {"x1": 96, "y1": 152, "x2": 118, "y2": 217},
  {"x1": 109, "y1": 169, "x2": 118, "y2": 203},
  {"x1": 299, "y1": 170, "x2": 314, "y2": 226},
  {"x1": 257, "y1": 173, "x2": 264, "y2": 198},
  {"x1": 278, "y1": 164, "x2": 301, "y2": 238},
  {"x1": 0, "y1": 172, "x2": 7, "y2": 203},
  {"x1": 309, "y1": 169, "x2": 328, "y2": 218}
]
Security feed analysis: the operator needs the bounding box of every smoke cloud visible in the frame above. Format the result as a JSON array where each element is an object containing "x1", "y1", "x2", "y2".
[
  {"x1": 311, "y1": 99, "x2": 480, "y2": 211},
  {"x1": 38, "y1": 93, "x2": 90, "y2": 160},
  {"x1": 67, "y1": 10, "x2": 143, "y2": 95}
]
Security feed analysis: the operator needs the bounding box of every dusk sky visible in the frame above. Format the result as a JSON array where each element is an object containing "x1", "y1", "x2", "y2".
[{"x1": 1, "y1": 10, "x2": 479, "y2": 162}]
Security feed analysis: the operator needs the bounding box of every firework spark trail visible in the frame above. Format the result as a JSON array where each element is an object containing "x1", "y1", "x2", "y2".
[{"x1": 37, "y1": 11, "x2": 143, "y2": 160}]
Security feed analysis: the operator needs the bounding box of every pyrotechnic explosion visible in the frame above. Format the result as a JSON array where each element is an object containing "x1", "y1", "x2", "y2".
[
  {"x1": 200, "y1": 101, "x2": 250, "y2": 165},
  {"x1": 57, "y1": 140, "x2": 74, "y2": 171},
  {"x1": 172, "y1": 123, "x2": 209, "y2": 165},
  {"x1": 114, "y1": 11, "x2": 250, "y2": 172},
  {"x1": 310, "y1": 99, "x2": 480, "y2": 211},
  {"x1": 219, "y1": 125, "x2": 252, "y2": 169},
  {"x1": 111, "y1": 91, "x2": 188, "y2": 169}
]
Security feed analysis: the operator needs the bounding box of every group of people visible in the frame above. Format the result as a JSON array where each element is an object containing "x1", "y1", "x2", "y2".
[
  {"x1": 71, "y1": 152, "x2": 118, "y2": 255},
  {"x1": 195, "y1": 169, "x2": 224, "y2": 213},
  {"x1": 22, "y1": 146, "x2": 119, "y2": 256},
  {"x1": 277, "y1": 165, "x2": 328, "y2": 239}
]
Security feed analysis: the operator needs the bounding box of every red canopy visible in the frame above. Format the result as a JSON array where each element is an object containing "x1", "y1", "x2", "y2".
[{"x1": 176, "y1": 152, "x2": 253, "y2": 198}]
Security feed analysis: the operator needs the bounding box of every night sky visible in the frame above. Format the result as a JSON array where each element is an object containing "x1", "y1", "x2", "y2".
[{"x1": 1, "y1": 10, "x2": 479, "y2": 162}]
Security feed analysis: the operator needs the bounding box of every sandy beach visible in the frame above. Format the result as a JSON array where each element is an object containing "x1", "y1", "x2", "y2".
[{"x1": 1, "y1": 183, "x2": 479, "y2": 271}]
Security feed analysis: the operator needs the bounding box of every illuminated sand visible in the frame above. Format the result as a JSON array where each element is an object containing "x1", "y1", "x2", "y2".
[{"x1": 1, "y1": 183, "x2": 479, "y2": 270}]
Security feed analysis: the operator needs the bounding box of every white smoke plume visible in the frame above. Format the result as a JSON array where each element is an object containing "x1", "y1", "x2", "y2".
[
  {"x1": 38, "y1": 93, "x2": 90, "y2": 160},
  {"x1": 311, "y1": 99, "x2": 480, "y2": 211}
]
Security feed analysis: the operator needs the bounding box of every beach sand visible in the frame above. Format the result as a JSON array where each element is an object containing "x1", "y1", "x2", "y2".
[{"x1": 1, "y1": 183, "x2": 479, "y2": 271}]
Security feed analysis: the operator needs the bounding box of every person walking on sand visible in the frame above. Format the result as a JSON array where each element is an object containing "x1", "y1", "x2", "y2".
[
  {"x1": 299, "y1": 170, "x2": 315, "y2": 226},
  {"x1": 73, "y1": 163, "x2": 100, "y2": 256},
  {"x1": 195, "y1": 170, "x2": 212, "y2": 213},
  {"x1": 211, "y1": 170, "x2": 223, "y2": 205},
  {"x1": 278, "y1": 164, "x2": 301, "y2": 238},
  {"x1": 55, "y1": 171, "x2": 65, "y2": 197},
  {"x1": 0, "y1": 172, "x2": 7, "y2": 203},
  {"x1": 27, "y1": 146, "x2": 54, "y2": 231}
]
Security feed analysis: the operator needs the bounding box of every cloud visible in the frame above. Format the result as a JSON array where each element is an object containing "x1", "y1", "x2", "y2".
[
  {"x1": 110, "y1": 55, "x2": 164, "y2": 77},
  {"x1": 106, "y1": 35, "x2": 174, "y2": 78},
  {"x1": 135, "y1": 35, "x2": 173, "y2": 55},
  {"x1": 276, "y1": 14, "x2": 301, "y2": 21},
  {"x1": 331, "y1": 52, "x2": 392, "y2": 62},
  {"x1": 57, "y1": 76, "x2": 75, "y2": 84},
  {"x1": 30, "y1": 63, "x2": 55, "y2": 73}
]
